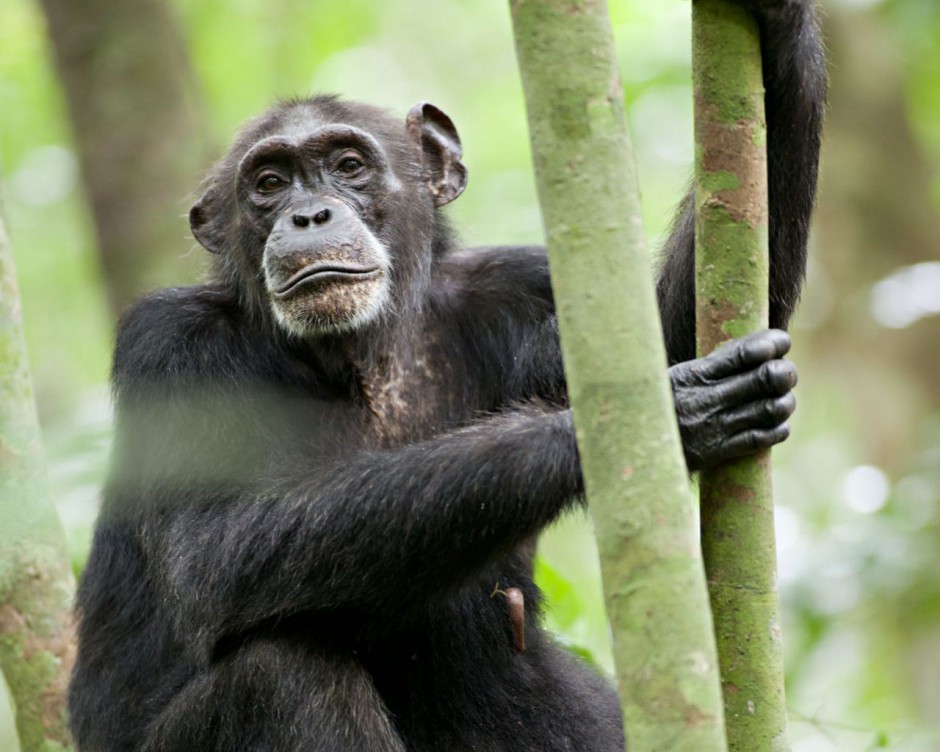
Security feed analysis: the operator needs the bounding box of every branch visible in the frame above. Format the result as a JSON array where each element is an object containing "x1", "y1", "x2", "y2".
[
  {"x1": 0, "y1": 171, "x2": 76, "y2": 752},
  {"x1": 693, "y1": 1, "x2": 790, "y2": 749},
  {"x1": 510, "y1": 1, "x2": 727, "y2": 749}
]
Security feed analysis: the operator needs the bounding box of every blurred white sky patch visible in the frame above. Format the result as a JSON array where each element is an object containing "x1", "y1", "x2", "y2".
[
  {"x1": 774, "y1": 504, "x2": 801, "y2": 556},
  {"x1": 829, "y1": 0, "x2": 885, "y2": 8},
  {"x1": 309, "y1": 45, "x2": 412, "y2": 109},
  {"x1": 869, "y1": 261, "x2": 940, "y2": 329},
  {"x1": 893, "y1": 474, "x2": 936, "y2": 532},
  {"x1": 841, "y1": 464, "x2": 890, "y2": 515},
  {"x1": 9, "y1": 144, "x2": 78, "y2": 207}
]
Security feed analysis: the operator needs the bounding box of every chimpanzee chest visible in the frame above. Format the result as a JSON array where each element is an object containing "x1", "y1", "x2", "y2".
[{"x1": 355, "y1": 338, "x2": 485, "y2": 446}]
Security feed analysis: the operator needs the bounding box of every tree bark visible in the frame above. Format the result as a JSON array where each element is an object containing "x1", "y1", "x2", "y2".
[
  {"x1": 509, "y1": 1, "x2": 727, "y2": 749},
  {"x1": 692, "y1": 2, "x2": 790, "y2": 749},
  {"x1": 37, "y1": 0, "x2": 210, "y2": 315},
  {"x1": 0, "y1": 179, "x2": 75, "y2": 750}
]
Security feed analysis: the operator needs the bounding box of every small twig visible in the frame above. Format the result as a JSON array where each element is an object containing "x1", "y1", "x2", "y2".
[{"x1": 490, "y1": 582, "x2": 526, "y2": 653}]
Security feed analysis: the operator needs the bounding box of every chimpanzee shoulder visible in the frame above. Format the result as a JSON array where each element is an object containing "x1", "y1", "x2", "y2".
[
  {"x1": 434, "y1": 244, "x2": 553, "y2": 313},
  {"x1": 112, "y1": 284, "x2": 323, "y2": 394},
  {"x1": 112, "y1": 286, "x2": 240, "y2": 381}
]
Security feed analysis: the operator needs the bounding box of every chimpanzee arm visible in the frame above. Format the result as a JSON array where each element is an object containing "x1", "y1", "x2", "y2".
[
  {"x1": 133, "y1": 406, "x2": 580, "y2": 659},
  {"x1": 453, "y1": 247, "x2": 800, "y2": 472},
  {"x1": 656, "y1": 0, "x2": 827, "y2": 365},
  {"x1": 107, "y1": 291, "x2": 582, "y2": 658}
]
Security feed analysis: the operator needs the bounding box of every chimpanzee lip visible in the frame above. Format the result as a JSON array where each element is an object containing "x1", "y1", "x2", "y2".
[{"x1": 274, "y1": 263, "x2": 382, "y2": 297}]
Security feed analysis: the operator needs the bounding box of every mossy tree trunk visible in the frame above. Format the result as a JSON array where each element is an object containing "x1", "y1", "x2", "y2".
[
  {"x1": 510, "y1": 1, "x2": 727, "y2": 749},
  {"x1": 692, "y1": 1, "x2": 790, "y2": 750},
  {"x1": 0, "y1": 178, "x2": 76, "y2": 751}
]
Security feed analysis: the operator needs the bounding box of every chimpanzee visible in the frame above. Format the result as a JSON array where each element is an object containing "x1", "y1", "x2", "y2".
[{"x1": 68, "y1": 1, "x2": 825, "y2": 750}]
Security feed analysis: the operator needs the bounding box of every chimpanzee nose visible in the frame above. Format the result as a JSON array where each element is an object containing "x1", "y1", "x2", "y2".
[{"x1": 291, "y1": 208, "x2": 332, "y2": 228}]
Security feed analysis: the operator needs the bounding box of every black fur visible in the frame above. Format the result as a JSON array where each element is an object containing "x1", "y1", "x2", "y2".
[
  {"x1": 69, "y1": 4, "x2": 825, "y2": 750},
  {"x1": 657, "y1": 0, "x2": 826, "y2": 364}
]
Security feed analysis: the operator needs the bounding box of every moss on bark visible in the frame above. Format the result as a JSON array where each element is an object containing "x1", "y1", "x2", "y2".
[
  {"x1": 0, "y1": 182, "x2": 76, "y2": 752},
  {"x1": 692, "y1": 1, "x2": 790, "y2": 749},
  {"x1": 510, "y1": 1, "x2": 727, "y2": 749}
]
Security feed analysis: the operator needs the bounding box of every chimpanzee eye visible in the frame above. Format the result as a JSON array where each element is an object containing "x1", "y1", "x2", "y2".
[
  {"x1": 335, "y1": 155, "x2": 365, "y2": 176},
  {"x1": 256, "y1": 174, "x2": 287, "y2": 193}
]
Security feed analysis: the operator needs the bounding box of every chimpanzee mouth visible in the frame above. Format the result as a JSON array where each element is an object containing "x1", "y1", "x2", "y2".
[{"x1": 274, "y1": 264, "x2": 382, "y2": 298}]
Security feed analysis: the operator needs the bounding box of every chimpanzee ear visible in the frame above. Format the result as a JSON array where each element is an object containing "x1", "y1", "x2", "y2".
[
  {"x1": 189, "y1": 188, "x2": 225, "y2": 255},
  {"x1": 406, "y1": 102, "x2": 468, "y2": 207}
]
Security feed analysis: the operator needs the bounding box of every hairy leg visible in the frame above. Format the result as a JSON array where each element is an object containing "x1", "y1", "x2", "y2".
[{"x1": 143, "y1": 638, "x2": 404, "y2": 752}]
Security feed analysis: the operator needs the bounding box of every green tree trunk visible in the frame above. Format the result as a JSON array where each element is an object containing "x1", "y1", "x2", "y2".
[
  {"x1": 0, "y1": 179, "x2": 75, "y2": 752},
  {"x1": 38, "y1": 0, "x2": 210, "y2": 315},
  {"x1": 692, "y1": 2, "x2": 790, "y2": 750},
  {"x1": 509, "y1": 1, "x2": 727, "y2": 749}
]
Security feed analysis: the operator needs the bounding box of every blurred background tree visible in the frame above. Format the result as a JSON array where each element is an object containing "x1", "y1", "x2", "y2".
[
  {"x1": 0, "y1": 0, "x2": 937, "y2": 749},
  {"x1": 38, "y1": 0, "x2": 210, "y2": 314}
]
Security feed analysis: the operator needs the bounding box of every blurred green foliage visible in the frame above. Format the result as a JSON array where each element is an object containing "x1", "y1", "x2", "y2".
[
  {"x1": 1, "y1": 0, "x2": 939, "y2": 750},
  {"x1": 886, "y1": 0, "x2": 940, "y2": 203}
]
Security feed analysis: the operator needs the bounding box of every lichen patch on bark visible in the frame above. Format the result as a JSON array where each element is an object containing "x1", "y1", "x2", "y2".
[
  {"x1": 696, "y1": 96, "x2": 768, "y2": 229},
  {"x1": 693, "y1": 0, "x2": 790, "y2": 749},
  {"x1": 0, "y1": 552, "x2": 76, "y2": 750},
  {"x1": 697, "y1": 299, "x2": 741, "y2": 350}
]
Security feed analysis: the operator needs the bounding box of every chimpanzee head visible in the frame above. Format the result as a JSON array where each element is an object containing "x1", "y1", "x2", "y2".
[{"x1": 189, "y1": 96, "x2": 467, "y2": 336}]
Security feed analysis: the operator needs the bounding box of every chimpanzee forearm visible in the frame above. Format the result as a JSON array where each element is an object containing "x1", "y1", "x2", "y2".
[
  {"x1": 758, "y1": 0, "x2": 827, "y2": 329},
  {"x1": 656, "y1": 0, "x2": 826, "y2": 366},
  {"x1": 143, "y1": 408, "x2": 581, "y2": 657}
]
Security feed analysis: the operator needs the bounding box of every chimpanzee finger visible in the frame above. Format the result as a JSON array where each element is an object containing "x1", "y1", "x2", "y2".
[
  {"x1": 709, "y1": 357, "x2": 798, "y2": 408},
  {"x1": 723, "y1": 392, "x2": 797, "y2": 434},
  {"x1": 719, "y1": 423, "x2": 791, "y2": 464},
  {"x1": 696, "y1": 329, "x2": 792, "y2": 381}
]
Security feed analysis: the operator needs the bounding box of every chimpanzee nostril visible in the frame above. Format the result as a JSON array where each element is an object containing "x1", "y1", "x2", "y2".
[
  {"x1": 313, "y1": 208, "x2": 332, "y2": 226},
  {"x1": 292, "y1": 214, "x2": 310, "y2": 229}
]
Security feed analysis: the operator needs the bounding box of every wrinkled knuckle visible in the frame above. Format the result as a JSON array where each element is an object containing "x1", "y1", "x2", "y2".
[
  {"x1": 671, "y1": 362, "x2": 695, "y2": 388},
  {"x1": 712, "y1": 339, "x2": 736, "y2": 368},
  {"x1": 762, "y1": 360, "x2": 788, "y2": 393},
  {"x1": 759, "y1": 361, "x2": 777, "y2": 391},
  {"x1": 677, "y1": 361, "x2": 706, "y2": 387},
  {"x1": 734, "y1": 341, "x2": 750, "y2": 371},
  {"x1": 772, "y1": 359, "x2": 795, "y2": 386},
  {"x1": 714, "y1": 338, "x2": 734, "y2": 358},
  {"x1": 768, "y1": 328, "x2": 791, "y2": 355},
  {"x1": 744, "y1": 330, "x2": 765, "y2": 347},
  {"x1": 753, "y1": 331, "x2": 776, "y2": 359},
  {"x1": 743, "y1": 429, "x2": 761, "y2": 452},
  {"x1": 765, "y1": 398, "x2": 782, "y2": 424},
  {"x1": 693, "y1": 356, "x2": 717, "y2": 384},
  {"x1": 746, "y1": 430, "x2": 770, "y2": 452},
  {"x1": 787, "y1": 362, "x2": 799, "y2": 389},
  {"x1": 682, "y1": 412, "x2": 709, "y2": 437}
]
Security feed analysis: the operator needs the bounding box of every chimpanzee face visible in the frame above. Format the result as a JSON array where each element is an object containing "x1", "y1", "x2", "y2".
[
  {"x1": 189, "y1": 98, "x2": 467, "y2": 338},
  {"x1": 235, "y1": 125, "x2": 399, "y2": 335}
]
